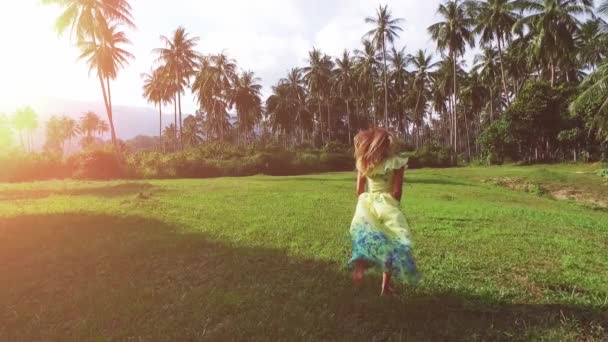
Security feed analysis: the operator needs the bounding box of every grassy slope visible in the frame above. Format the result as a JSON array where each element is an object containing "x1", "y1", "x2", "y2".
[{"x1": 0, "y1": 165, "x2": 607, "y2": 341}]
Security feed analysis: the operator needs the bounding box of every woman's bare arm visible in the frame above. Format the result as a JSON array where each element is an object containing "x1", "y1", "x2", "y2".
[
  {"x1": 391, "y1": 168, "x2": 405, "y2": 201},
  {"x1": 356, "y1": 171, "x2": 366, "y2": 196}
]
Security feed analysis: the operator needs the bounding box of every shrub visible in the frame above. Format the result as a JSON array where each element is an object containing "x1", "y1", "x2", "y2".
[
  {"x1": 0, "y1": 152, "x2": 67, "y2": 182},
  {"x1": 405, "y1": 145, "x2": 454, "y2": 169},
  {"x1": 69, "y1": 149, "x2": 125, "y2": 180},
  {"x1": 599, "y1": 164, "x2": 608, "y2": 178},
  {"x1": 320, "y1": 151, "x2": 354, "y2": 171},
  {"x1": 0, "y1": 144, "x2": 454, "y2": 183}
]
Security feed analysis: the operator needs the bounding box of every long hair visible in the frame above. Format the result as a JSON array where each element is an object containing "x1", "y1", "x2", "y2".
[{"x1": 354, "y1": 127, "x2": 393, "y2": 175}]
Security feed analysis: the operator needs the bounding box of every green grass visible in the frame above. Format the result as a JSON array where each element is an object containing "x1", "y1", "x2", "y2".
[{"x1": 1, "y1": 164, "x2": 607, "y2": 341}]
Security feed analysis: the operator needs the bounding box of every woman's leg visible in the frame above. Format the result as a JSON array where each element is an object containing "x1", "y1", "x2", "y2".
[
  {"x1": 381, "y1": 272, "x2": 392, "y2": 296},
  {"x1": 353, "y1": 260, "x2": 366, "y2": 288}
]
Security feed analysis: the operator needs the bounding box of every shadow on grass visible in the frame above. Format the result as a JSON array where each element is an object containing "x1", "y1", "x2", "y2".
[
  {"x1": 0, "y1": 213, "x2": 605, "y2": 341},
  {"x1": 0, "y1": 183, "x2": 156, "y2": 201}
]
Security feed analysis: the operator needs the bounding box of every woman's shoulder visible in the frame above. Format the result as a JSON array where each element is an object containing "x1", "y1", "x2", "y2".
[
  {"x1": 384, "y1": 153, "x2": 409, "y2": 171},
  {"x1": 368, "y1": 153, "x2": 409, "y2": 176}
]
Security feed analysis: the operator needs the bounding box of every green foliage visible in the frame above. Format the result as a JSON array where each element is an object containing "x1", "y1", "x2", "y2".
[
  {"x1": 0, "y1": 114, "x2": 14, "y2": 155},
  {"x1": 68, "y1": 149, "x2": 125, "y2": 180},
  {"x1": 479, "y1": 81, "x2": 578, "y2": 164},
  {"x1": 405, "y1": 145, "x2": 454, "y2": 168},
  {"x1": 126, "y1": 146, "x2": 355, "y2": 179},
  {"x1": 0, "y1": 141, "x2": 461, "y2": 182},
  {"x1": 0, "y1": 152, "x2": 67, "y2": 182},
  {"x1": 571, "y1": 62, "x2": 608, "y2": 142},
  {"x1": 478, "y1": 117, "x2": 516, "y2": 164},
  {"x1": 599, "y1": 162, "x2": 608, "y2": 178},
  {"x1": 125, "y1": 135, "x2": 159, "y2": 152}
]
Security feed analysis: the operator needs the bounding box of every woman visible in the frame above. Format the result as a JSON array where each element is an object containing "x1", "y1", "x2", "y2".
[{"x1": 349, "y1": 127, "x2": 419, "y2": 296}]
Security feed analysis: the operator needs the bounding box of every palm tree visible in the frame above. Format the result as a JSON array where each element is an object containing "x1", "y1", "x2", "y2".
[
  {"x1": 571, "y1": 60, "x2": 608, "y2": 141},
  {"x1": 61, "y1": 116, "x2": 80, "y2": 154},
  {"x1": 388, "y1": 47, "x2": 411, "y2": 135},
  {"x1": 600, "y1": 0, "x2": 608, "y2": 32},
  {"x1": 285, "y1": 68, "x2": 309, "y2": 143},
  {"x1": 162, "y1": 124, "x2": 179, "y2": 151},
  {"x1": 410, "y1": 50, "x2": 439, "y2": 145},
  {"x1": 303, "y1": 48, "x2": 333, "y2": 142},
  {"x1": 473, "y1": 47, "x2": 501, "y2": 121},
  {"x1": 45, "y1": 116, "x2": 77, "y2": 154},
  {"x1": 333, "y1": 50, "x2": 355, "y2": 143},
  {"x1": 515, "y1": 0, "x2": 594, "y2": 86},
  {"x1": 568, "y1": 0, "x2": 608, "y2": 141},
  {"x1": 355, "y1": 40, "x2": 380, "y2": 126},
  {"x1": 428, "y1": 0, "x2": 476, "y2": 153},
  {"x1": 43, "y1": 0, "x2": 134, "y2": 41},
  {"x1": 78, "y1": 24, "x2": 133, "y2": 146},
  {"x1": 460, "y1": 71, "x2": 489, "y2": 156},
  {"x1": 78, "y1": 111, "x2": 108, "y2": 144},
  {"x1": 471, "y1": 0, "x2": 520, "y2": 102},
  {"x1": 142, "y1": 66, "x2": 171, "y2": 150},
  {"x1": 211, "y1": 53, "x2": 237, "y2": 141},
  {"x1": 266, "y1": 82, "x2": 295, "y2": 145},
  {"x1": 12, "y1": 106, "x2": 38, "y2": 152},
  {"x1": 504, "y1": 32, "x2": 537, "y2": 96},
  {"x1": 45, "y1": 116, "x2": 63, "y2": 153},
  {"x1": 155, "y1": 27, "x2": 200, "y2": 146},
  {"x1": 98, "y1": 120, "x2": 109, "y2": 139},
  {"x1": 192, "y1": 53, "x2": 236, "y2": 142},
  {"x1": 193, "y1": 56, "x2": 221, "y2": 140},
  {"x1": 577, "y1": 19, "x2": 608, "y2": 71},
  {"x1": 601, "y1": 0, "x2": 608, "y2": 13},
  {"x1": 365, "y1": 4, "x2": 404, "y2": 127},
  {"x1": 44, "y1": 0, "x2": 134, "y2": 149},
  {"x1": 231, "y1": 71, "x2": 263, "y2": 145},
  {"x1": 430, "y1": 75, "x2": 450, "y2": 146},
  {"x1": 0, "y1": 114, "x2": 14, "y2": 152},
  {"x1": 182, "y1": 115, "x2": 202, "y2": 147}
]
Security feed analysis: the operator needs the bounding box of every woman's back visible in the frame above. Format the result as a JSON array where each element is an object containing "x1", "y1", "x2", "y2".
[{"x1": 365, "y1": 155, "x2": 408, "y2": 194}]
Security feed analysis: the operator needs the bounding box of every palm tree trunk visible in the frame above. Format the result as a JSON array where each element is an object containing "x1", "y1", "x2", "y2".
[
  {"x1": 464, "y1": 110, "x2": 471, "y2": 160},
  {"x1": 355, "y1": 100, "x2": 360, "y2": 135},
  {"x1": 346, "y1": 100, "x2": 351, "y2": 143},
  {"x1": 452, "y1": 52, "x2": 458, "y2": 155},
  {"x1": 174, "y1": 97, "x2": 177, "y2": 129},
  {"x1": 382, "y1": 36, "x2": 389, "y2": 128},
  {"x1": 105, "y1": 77, "x2": 118, "y2": 146},
  {"x1": 369, "y1": 75, "x2": 376, "y2": 127},
  {"x1": 159, "y1": 104, "x2": 163, "y2": 152},
  {"x1": 497, "y1": 38, "x2": 510, "y2": 105},
  {"x1": 550, "y1": 61, "x2": 555, "y2": 87},
  {"x1": 318, "y1": 98, "x2": 323, "y2": 144},
  {"x1": 97, "y1": 74, "x2": 116, "y2": 147},
  {"x1": 178, "y1": 90, "x2": 183, "y2": 149},
  {"x1": 490, "y1": 87, "x2": 494, "y2": 122},
  {"x1": 327, "y1": 99, "x2": 331, "y2": 141}
]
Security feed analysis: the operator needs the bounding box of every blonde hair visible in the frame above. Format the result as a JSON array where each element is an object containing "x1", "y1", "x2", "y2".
[{"x1": 354, "y1": 127, "x2": 393, "y2": 175}]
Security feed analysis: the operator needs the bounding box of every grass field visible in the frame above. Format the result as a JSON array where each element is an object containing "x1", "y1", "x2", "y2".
[{"x1": 1, "y1": 164, "x2": 607, "y2": 341}]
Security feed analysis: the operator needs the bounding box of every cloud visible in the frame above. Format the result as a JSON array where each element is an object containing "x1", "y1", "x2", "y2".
[{"x1": 313, "y1": 0, "x2": 443, "y2": 58}]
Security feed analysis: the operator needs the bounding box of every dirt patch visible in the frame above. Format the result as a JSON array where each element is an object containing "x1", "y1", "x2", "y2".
[
  {"x1": 482, "y1": 177, "x2": 608, "y2": 208},
  {"x1": 481, "y1": 177, "x2": 547, "y2": 196},
  {"x1": 551, "y1": 189, "x2": 608, "y2": 209}
]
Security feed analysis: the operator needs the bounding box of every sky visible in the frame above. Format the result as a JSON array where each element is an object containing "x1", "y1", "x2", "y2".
[{"x1": 0, "y1": 0, "x2": 454, "y2": 116}]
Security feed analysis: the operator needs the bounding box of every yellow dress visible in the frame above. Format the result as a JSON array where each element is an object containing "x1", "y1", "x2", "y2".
[{"x1": 348, "y1": 155, "x2": 419, "y2": 283}]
